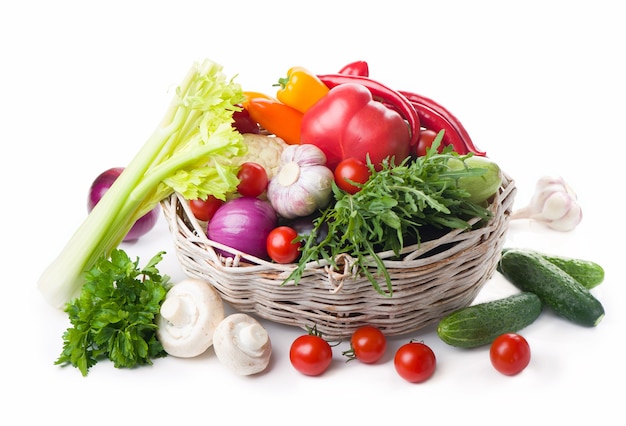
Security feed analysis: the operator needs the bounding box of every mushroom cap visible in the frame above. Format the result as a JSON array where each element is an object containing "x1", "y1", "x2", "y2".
[
  {"x1": 156, "y1": 278, "x2": 225, "y2": 358},
  {"x1": 213, "y1": 313, "x2": 272, "y2": 375}
]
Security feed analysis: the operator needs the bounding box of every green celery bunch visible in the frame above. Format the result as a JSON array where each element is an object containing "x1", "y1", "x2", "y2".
[{"x1": 38, "y1": 59, "x2": 246, "y2": 308}]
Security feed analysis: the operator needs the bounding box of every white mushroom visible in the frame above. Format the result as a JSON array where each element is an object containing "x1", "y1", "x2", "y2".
[
  {"x1": 156, "y1": 278, "x2": 225, "y2": 358},
  {"x1": 212, "y1": 313, "x2": 272, "y2": 375}
]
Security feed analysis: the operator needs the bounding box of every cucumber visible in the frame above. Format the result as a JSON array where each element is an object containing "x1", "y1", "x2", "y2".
[
  {"x1": 447, "y1": 156, "x2": 502, "y2": 204},
  {"x1": 500, "y1": 248, "x2": 605, "y2": 289},
  {"x1": 498, "y1": 249, "x2": 605, "y2": 327},
  {"x1": 437, "y1": 292, "x2": 542, "y2": 348}
]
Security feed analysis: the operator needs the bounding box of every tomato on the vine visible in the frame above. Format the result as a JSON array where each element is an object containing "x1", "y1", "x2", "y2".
[
  {"x1": 334, "y1": 157, "x2": 370, "y2": 194},
  {"x1": 344, "y1": 325, "x2": 387, "y2": 364},
  {"x1": 266, "y1": 226, "x2": 301, "y2": 264},
  {"x1": 394, "y1": 341, "x2": 436, "y2": 383},
  {"x1": 189, "y1": 196, "x2": 224, "y2": 222},
  {"x1": 237, "y1": 162, "x2": 268, "y2": 197},
  {"x1": 490, "y1": 333, "x2": 531, "y2": 376},
  {"x1": 290, "y1": 330, "x2": 333, "y2": 376}
]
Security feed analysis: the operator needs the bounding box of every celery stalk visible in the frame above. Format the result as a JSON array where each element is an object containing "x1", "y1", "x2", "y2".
[{"x1": 38, "y1": 59, "x2": 246, "y2": 309}]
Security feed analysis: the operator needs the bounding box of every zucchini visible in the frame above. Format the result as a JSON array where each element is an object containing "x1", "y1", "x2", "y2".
[
  {"x1": 498, "y1": 249, "x2": 605, "y2": 327},
  {"x1": 500, "y1": 248, "x2": 605, "y2": 289},
  {"x1": 437, "y1": 292, "x2": 542, "y2": 348}
]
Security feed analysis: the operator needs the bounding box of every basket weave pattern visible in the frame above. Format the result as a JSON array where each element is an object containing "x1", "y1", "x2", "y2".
[{"x1": 162, "y1": 174, "x2": 516, "y2": 339}]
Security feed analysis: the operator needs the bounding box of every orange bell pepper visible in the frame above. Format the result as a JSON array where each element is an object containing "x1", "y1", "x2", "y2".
[
  {"x1": 242, "y1": 93, "x2": 303, "y2": 145},
  {"x1": 275, "y1": 67, "x2": 329, "y2": 114}
]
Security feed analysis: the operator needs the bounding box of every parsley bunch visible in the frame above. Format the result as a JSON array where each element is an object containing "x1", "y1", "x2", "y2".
[
  {"x1": 55, "y1": 249, "x2": 171, "y2": 376},
  {"x1": 288, "y1": 142, "x2": 493, "y2": 296}
]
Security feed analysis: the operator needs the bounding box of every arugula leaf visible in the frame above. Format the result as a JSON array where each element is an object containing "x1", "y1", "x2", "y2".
[
  {"x1": 287, "y1": 138, "x2": 493, "y2": 296},
  {"x1": 55, "y1": 249, "x2": 171, "y2": 376}
]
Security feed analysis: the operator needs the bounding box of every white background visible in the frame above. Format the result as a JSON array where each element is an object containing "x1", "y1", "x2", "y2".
[{"x1": 2, "y1": 1, "x2": 623, "y2": 424}]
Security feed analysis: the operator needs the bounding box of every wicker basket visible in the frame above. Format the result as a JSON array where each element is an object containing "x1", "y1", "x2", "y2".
[{"x1": 162, "y1": 173, "x2": 516, "y2": 339}]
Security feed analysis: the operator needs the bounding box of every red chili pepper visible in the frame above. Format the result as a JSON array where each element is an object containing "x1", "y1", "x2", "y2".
[
  {"x1": 338, "y1": 61, "x2": 369, "y2": 77},
  {"x1": 300, "y1": 83, "x2": 411, "y2": 170},
  {"x1": 399, "y1": 90, "x2": 486, "y2": 156},
  {"x1": 317, "y1": 73, "x2": 420, "y2": 147}
]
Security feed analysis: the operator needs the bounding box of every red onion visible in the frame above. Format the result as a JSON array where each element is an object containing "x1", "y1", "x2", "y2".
[
  {"x1": 207, "y1": 197, "x2": 278, "y2": 259},
  {"x1": 88, "y1": 167, "x2": 160, "y2": 241}
]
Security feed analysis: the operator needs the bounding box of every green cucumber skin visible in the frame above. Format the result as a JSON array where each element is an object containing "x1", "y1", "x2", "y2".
[
  {"x1": 498, "y1": 250, "x2": 605, "y2": 327},
  {"x1": 437, "y1": 292, "x2": 542, "y2": 348},
  {"x1": 500, "y1": 248, "x2": 605, "y2": 289}
]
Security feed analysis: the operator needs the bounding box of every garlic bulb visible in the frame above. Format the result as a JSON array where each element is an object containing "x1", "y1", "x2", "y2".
[
  {"x1": 267, "y1": 144, "x2": 334, "y2": 219},
  {"x1": 511, "y1": 176, "x2": 582, "y2": 231}
]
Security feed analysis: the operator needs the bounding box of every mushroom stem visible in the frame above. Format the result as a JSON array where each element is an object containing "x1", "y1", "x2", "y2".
[
  {"x1": 159, "y1": 296, "x2": 196, "y2": 328},
  {"x1": 238, "y1": 323, "x2": 269, "y2": 355}
]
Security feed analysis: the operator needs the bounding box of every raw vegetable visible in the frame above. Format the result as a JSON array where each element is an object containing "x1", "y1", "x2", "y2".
[
  {"x1": 287, "y1": 136, "x2": 494, "y2": 295},
  {"x1": 189, "y1": 195, "x2": 224, "y2": 222},
  {"x1": 289, "y1": 213, "x2": 329, "y2": 244},
  {"x1": 232, "y1": 108, "x2": 260, "y2": 134},
  {"x1": 316, "y1": 73, "x2": 420, "y2": 149},
  {"x1": 242, "y1": 95, "x2": 303, "y2": 145},
  {"x1": 55, "y1": 249, "x2": 170, "y2": 376},
  {"x1": 275, "y1": 66, "x2": 329, "y2": 113},
  {"x1": 266, "y1": 144, "x2": 334, "y2": 219},
  {"x1": 490, "y1": 333, "x2": 531, "y2": 376},
  {"x1": 289, "y1": 326, "x2": 333, "y2": 376},
  {"x1": 501, "y1": 248, "x2": 604, "y2": 289},
  {"x1": 87, "y1": 167, "x2": 161, "y2": 241},
  {"x1": 394, "y1": 341, "x2": 436, "y2": 383},
  {"x1": 334, "y1": 157, "x2": 371, "y2": 194},
  {"x1": 436, "y1": 292, "x2": 542, "y2": 348},
  {"x1": 236, "y1": 162, "x2": 268, "y2": 197},
  {"x1": 235, "y1": 133, "x2": 288, "y2": 180},
  {"x1": 156, "y1": 278, "x2": 225, "y2": 358},
  {"x1": 446, "y1": 155, "x2": 502, "y2": 204},
  {"x1": 343, "y1": 325, "x2": 387, "y2": 364},
  {"x1": 510, "y1": 175, "x2": 582, "y2": 231},
  {"x1": 498, "y1": 249, "x2": 605, "y2": 327},
  {"x1": 400, "y1": 90, "x2": 486, "y2": 156},
  {"x1": 207, "y1": 196, "x2": 278, "y2": 260},
  {"x1": 266, "y1": 226, "x2": 301, "y2": 264},
  {"x1": 38, "y1": 59, "x2": 246, "y2": 309},
  {"x1": 212, "y1": 313, "x2": 272, "y2": 376},
  {"x1": 414, "y1": 129, "x2": 443, "y2": 157},
  {"x1": 338, "y1": 60, "x2": 369, "y2": 77},
  {"x1": 300, "y1": 82, "x2": 412, "y2": 171}
]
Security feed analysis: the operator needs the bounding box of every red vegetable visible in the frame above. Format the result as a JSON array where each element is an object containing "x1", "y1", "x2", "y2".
[
  {"x1": 87, "y1": 167, "x2": 160, "y2": 242},
  {"x1": 232, "y1": 107, "x2": 260, "y2": 134},
  {"x1": 236, "y1": 162, "x2": 268, "y2": 198},
  {"x1": 266, "y1": 226, "x2": 301, "y2": 264},
  {"x1": 206, "y1": 197, "x2": 278, "y2": 259},
  {"x1": 334, "y1": 157, "x2": 370, "y2": 194},
  {"x1": 189, "y1": 195, "x2": 224, "y2": 222},
  {"x1": 300, "y1": 82, "x2": 412, "y2": 170},
  {"x1": 394, "y1": 341, "x2": 436, "y2": 383},
  {"x1": 490, "y1": 333, "x2": 531, "y2": 376},
  {"x1": 400, "y1": 90, "x2": 486, "y2": 156},
  {"x1": 344, "y1": 325, "x2": 387, "y2": 364},
  {"x1": 290, "y1": 330, "x2": 333, "y2": 376},
  {"x1": 316, "y1": 73, "x2": 420, "y2": 148},
  {"x1": 338, "y1": 60, "x2": 369, "y2": 77}
]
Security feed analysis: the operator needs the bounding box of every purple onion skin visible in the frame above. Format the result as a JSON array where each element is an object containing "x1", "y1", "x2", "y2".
[
  {"x1": 207, "y1": 197, "x2": 278, "y2": 260},
  {"x1": 87, "y1": 167, "x2": 161, "y2": 242}
]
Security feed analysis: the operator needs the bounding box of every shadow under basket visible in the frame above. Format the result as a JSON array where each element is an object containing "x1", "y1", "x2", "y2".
[{"x1": 162, "y1": 173, "x2": 516, "y2": 339}]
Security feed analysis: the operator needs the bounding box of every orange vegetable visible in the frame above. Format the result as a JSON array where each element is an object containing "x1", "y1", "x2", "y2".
[
  {"x1": 242, "y1": 96, "x2": 303, "y2": 145},
  {"x1": 275, "y1": 67, "x2": 329, "y2": 113}
]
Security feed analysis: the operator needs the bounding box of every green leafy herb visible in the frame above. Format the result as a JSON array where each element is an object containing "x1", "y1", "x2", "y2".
[
  {"x1": 287, "y1": 136, "x2": 493, "y2": 296},
  {"x1": 55, "y1": 249, "x2": 171, "y2": 376}
]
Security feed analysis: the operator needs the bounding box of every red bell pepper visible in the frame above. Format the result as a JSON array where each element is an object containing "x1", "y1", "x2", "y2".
[{"x1": 300, "y1": 83, "x2": 411, "y2": 170}]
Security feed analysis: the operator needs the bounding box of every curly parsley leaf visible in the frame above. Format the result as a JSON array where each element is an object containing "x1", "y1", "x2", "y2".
[
  {"x1": 287, "y1": 137, "x2": 493, "y2": 296},
  {"x1": 55, "y1": 249, "x2": 171, "y2": 376}
]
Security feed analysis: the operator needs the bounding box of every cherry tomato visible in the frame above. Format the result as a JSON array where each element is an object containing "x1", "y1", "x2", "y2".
[
  {"x1": 394, "y1": 341, "x2": 436, "y2": 383},
  {"x1": 189, "y1": 196, "x2": 224, "y2": 222},
  {"x1": 345, "y1": 325, "x2": 387, "y2": 364},
  {"x1": 237, "y1": 162, "x2": 268, "y2": 197},
  {"x1": 414, "y1": 129, "x2": 443, "y2": 157},
  {"x1": 266, "y1": 226, "x2": 301, "y2": 264},
  {"x1": 290, "y1": 333, "x2": 333, "y2": 376},
  {"x1": 490, "y1": 333, "x2": 531, "y2": 376},
  {"x1": 334, "y1": 157, "x2": 370, "y2": 194}
]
